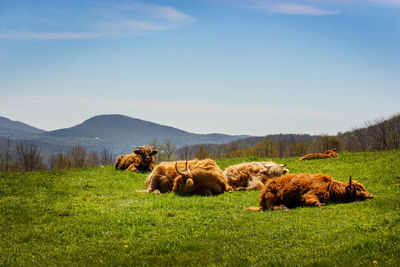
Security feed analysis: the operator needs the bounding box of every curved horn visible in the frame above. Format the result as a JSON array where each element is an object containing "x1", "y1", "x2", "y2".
[
  {"x1": 175, "y1": 162, "x2": 188, "y2": 176},
  {"x1": 349, "y1": 176, "x2": 352, "y2": 187},
  {"x1": 281, "y1": 164, "x2": 287, "y2": 167},
  {"x1": 185, "y1": 160, "x2": 191, "y2": 172}
]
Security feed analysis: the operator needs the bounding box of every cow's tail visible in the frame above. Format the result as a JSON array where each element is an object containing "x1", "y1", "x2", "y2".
[{"x1": 245, "y1": 206, "x2": 261, "y2": 211}]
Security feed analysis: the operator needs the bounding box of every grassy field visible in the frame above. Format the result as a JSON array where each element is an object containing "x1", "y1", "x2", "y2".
[{"x1": 1, "y1": 150, "x2": 399, "y2": 266}]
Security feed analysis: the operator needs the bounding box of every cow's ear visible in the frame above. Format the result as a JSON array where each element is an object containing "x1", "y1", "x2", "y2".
[
  {"x1": 151, "y1": 149, "x2": 158, "y2": 155},
  {"x1": 345, "y1": 185, "x2": 352, "y2": 195},
  {"x1": 332, "y1": 148, "x2": 336, "y2": 152},
  {"x1": 134, "y1": 150, "x2": 141, "y2": 155}
]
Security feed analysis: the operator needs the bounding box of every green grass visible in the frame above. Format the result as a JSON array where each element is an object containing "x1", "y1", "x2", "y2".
[{"x1": 1, "y1": 150, "x2": 399, "y2": 266}]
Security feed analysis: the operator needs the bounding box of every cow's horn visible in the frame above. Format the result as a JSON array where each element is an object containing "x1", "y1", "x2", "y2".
[
  {"x1": 185, "y1": 160, "x2": 191, "y2": 172},
  {"x1": 281, "y1": 164, "x2": 287, "y2": 167},
  {"x1": 175, "y1": 162, "x2": 188, "y2": 176},
  {"x1": 349, "y1": 176, "x2": 352, "y2": 187}
]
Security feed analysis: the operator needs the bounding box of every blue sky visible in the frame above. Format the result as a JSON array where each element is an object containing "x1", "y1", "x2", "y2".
[{"x1": 0, "y1": 0, "x2": 399, "y2": 136}]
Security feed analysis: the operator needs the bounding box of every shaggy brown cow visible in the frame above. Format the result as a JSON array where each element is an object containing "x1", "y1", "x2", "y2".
[
  {"x1": 298, "y1": 148, "x2": 338, "y2": 161},
  {"x1": 139, "y1": 159, "x2": 230, "y2": 195},
  {"x1": 173, "y1": 159, "x2": 231, "y2": 195},
  {"x1": 247, "y1": 173, "x2": 373, "y2": 211},
  {"x1": 115, "y1": 145, "x2": 158, "y2": 172},
  {"x1": 224, "y1": 162, "x2": 289, "y2": 191}
]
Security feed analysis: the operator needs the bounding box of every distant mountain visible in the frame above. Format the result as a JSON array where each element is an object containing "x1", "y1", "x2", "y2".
[
  {"x1": 36, "y1": 114, "x2": 249, "y2": 155},
  {"x1": 0, "y1": 116, "x2": 46, "y2": 138}
]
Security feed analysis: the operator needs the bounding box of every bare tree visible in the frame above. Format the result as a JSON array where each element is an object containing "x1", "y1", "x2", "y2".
[
  {"x1": 313, "y1": 135, "x2": 341, "y2": 152},
  {"x1": 15, "y1": 141, "x2": 44, "y2": 171},
  {"x1": 52, "y1": 153, "x2": 69, "y2": 170},
  {"x1": 99, "y1": 148, "x2": 114, "y2": 166},
  {"x1": 148, "y1": 139, "x2": 161, "y2": 163},
  {"x1": 195, "y1": 145, "x2": 210, "y2": 159},
  {"x1": 386, "y1": 116, "x2": 400, "y2": 149},
  {"x1": 160, "y1": 139, "x2": 176, "y2": 161},
  {"x1": 68, "y1": 145, "x2": 87, "y2": 168},
  {"x1": 177, "y1": 145, "x2": 195, "y2": 160},
  {"x1": 0, "y1": 138, "x2": 13, "y2": 172},
  {"x1": 86, "y1": 151, "x2": 100, "y2": 167}
]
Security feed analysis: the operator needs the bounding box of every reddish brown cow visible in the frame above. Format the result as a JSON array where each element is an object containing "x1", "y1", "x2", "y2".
[
  {"x1": 115, "y1": 145, "x2": 158, "y2": 172},
  {"x1": 224, "y1": 162, "x2": 289, "y2": 191},
  {"x1": 138, "y1": 159, "x2": 230, "y2": 195},
  {"x1": 247, "y1": 173, "x2": 373, "y2": 211},
  {"x1": 298, "y1": 148, "x2": 338, "y2": 161},
  {"x1": 173, "y1": 159, "x2": 231, "y2": 195}
]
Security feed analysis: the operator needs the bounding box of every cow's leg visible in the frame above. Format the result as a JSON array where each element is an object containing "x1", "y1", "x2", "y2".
[
  {"x1": 246, "y1": 181, "x2": 265, "y2": 190},
  {"x1": 234, "y1": 186, "x2": 246, "y2": 191},
  {"x1": 126, "y1": 164, "x2": 138, "y2": 172},
  {"x1": 302, "y1": 192, "x2": 325, "y2": 207},
  {"x1": 273, "y1": 205, "x2": 289, "y2": 211},
  {"x1": 202, "y1": 189, "x2": 213, "y2": 196}
]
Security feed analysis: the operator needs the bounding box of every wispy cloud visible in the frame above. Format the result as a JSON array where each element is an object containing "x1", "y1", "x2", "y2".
[
  {"x1": 0, "y1": 93, "x2": 340, "y2": 134},
  {"x1": 364, "y1": 0, "x2": 400, "y2": 6},
  {"x1": 237, "y1": 0, "x2": 400, "y2": 16},
  {"x1": 268, "y1": 3, "x2": 338, "y2": 15},
  {"x1": 1, "y1": 93, "x2": 337, "y2": 119},
  {"x1": 243, "y1": 1, "x2": 339, "y2": 15},
  {"x1": 0, "y1": 32, "x2": 108, "y2": 40},
  {"x1": 0, "y1": 1, "x2": 193, "y2": 40},
  {"x1": 143, "y1": 4, "x2": 193, "y2": 21}
]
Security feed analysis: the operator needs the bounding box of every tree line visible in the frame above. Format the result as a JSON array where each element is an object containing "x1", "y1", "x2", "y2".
[
  {"x1": 0, "y1": 139, "x2": 114, "y2": 173},
  {"x1": 1, "y1": 114, "x2": 398, "y2": 172},
  {"x1": 176, "y1": 113, "x2": 400, "y2": 160}
]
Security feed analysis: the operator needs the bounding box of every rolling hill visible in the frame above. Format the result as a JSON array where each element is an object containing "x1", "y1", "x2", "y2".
[
  {"x1": 0, "y1": 116, "x2": 46, "y2": 138},
  {"x1": 1, "y1": 114, "x2": 249, "y2": 156}
]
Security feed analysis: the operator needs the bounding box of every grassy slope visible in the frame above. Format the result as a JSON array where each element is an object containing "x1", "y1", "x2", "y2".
[{"x1": 1, "y1": 150, "x2": 399, "y2": 266}]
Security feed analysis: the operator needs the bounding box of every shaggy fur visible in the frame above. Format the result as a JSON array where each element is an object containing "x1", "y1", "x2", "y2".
[
  {"x1": 139, "y1": 159, "x2": 230, "y2": 195},
  {"x1": 247, "y1": 173, "x2": 373, "y2": 211},
  {"x1": 224, "y1": 162, "x2": 289, "y2": 191},
  {"x1": 298, "y1": 148, "x2": 338, "y2": 161},
  {"x1": 173, "y1": 159, "x2": 231, "y2": 196},
  {"x1": 115, "y1": 145, "x2": 158, "y2": 172}
]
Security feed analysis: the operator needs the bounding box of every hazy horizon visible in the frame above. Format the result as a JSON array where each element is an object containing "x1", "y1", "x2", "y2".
[
  {"x1": 1, "y1": 0, "x2": 399, "y2": 136},
  {"x1": 2, "y1": 112, "x2": 399, "y2": 138}
]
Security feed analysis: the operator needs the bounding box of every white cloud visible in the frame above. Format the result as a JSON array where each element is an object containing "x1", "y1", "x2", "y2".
[
  {"x1": 244, "y1": 1, "x2": 339, "y2": 15},
  {"x1": 0, "y1": 1, "x2": 193, "y2": 40},
  {"x1": 238, "y1": 0, "x2": 400, "y2": 16},
  {"x1": 0, "y1": 93, "x2": 338, "y2": 131},
  {"x1": 145, "y1": 5, "x2": 193, "y2": 21},
  {"x1": 0, "y1": 32, "x2": 108, "y2": 40},
  {"x1": 268, "y1": 3, "x2": 339, "y2": 15}
]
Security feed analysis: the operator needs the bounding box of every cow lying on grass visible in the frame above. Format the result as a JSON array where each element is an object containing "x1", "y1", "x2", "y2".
[
  {"x1": 173, "y1": 160, "x2": 231, "y2": 195},
  {"x1": 138, "y1": 159, "x2": 231, "y2": 195},
  {"x1": 224, "y1": 162, "x2": 289, "y2": 191},
  {"x1": 298, "y1": 148, "x2": 338, "y2": 161},
  {"x1": 115, "y1": 145, "x2": 158, "y2": 172},
  {"x1": 247, "y1": 173, "x2": 373, "y2": 211}
]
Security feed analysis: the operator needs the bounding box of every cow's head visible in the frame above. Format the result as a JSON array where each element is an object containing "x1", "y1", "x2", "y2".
[
  {"x1": 174, "y1": 161, "x2": 195, "y2": 193},
  {"x1": 346, "y1": 176, "x2": 374, "y2": 201},
  {"x1": 324, "y1": 148, "x2": 338, "y2": 157},
  {"x1": 260, "y1": 163, "x2": 289, "y2": 178},
  {"x1": 134, "y1": 146, "x2": 158, "y2": 164}
]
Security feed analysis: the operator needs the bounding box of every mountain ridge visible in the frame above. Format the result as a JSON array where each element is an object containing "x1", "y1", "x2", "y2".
[
  {"x1": 0, "y1": 116, "x2": 46, "y2": 138},
  {"x1": 0, "y1": 114, "x2": 250, "y2": 156}
]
